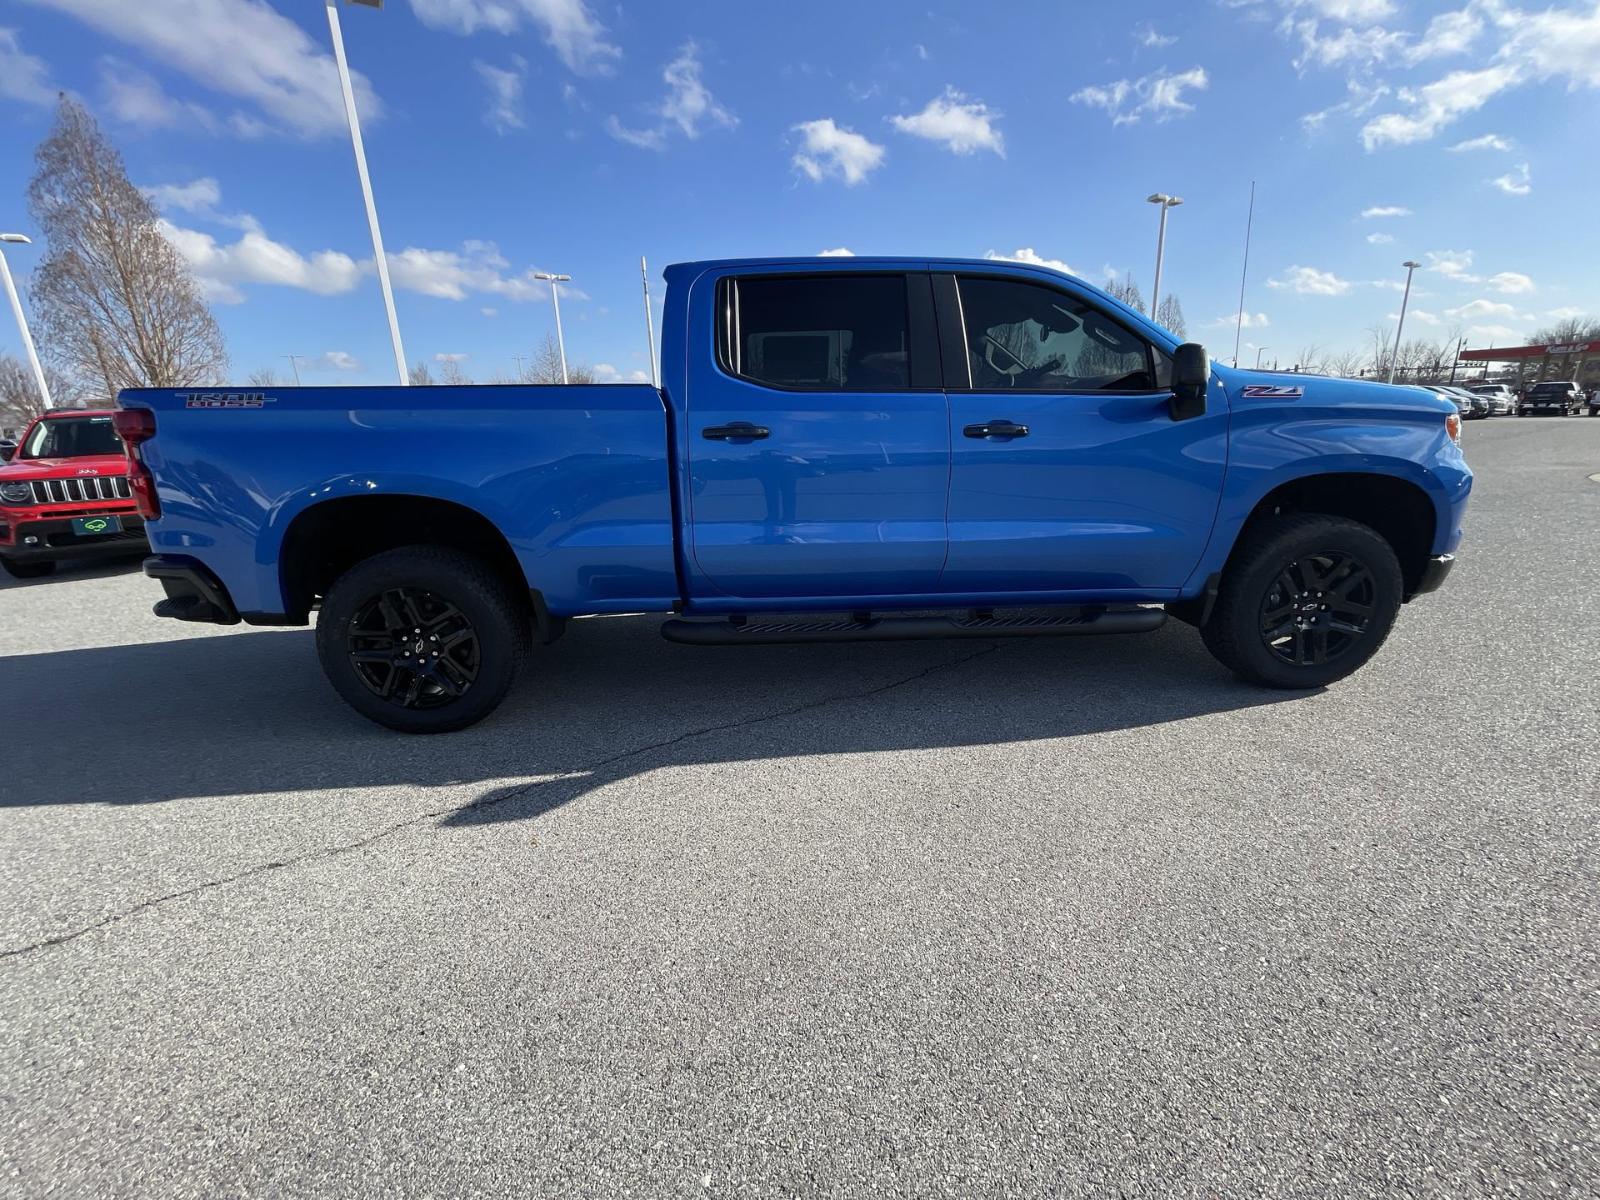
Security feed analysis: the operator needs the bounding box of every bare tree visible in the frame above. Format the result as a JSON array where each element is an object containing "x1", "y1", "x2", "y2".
[
  {"x1": 27, "y1": 96, "x2": 227, "y2": 397},
  {"x1": 1155, "y1": 294, "x2": 1186, "y2": 339},
  {"x1": 1294, "y1": 343, "x2": 1327, "y2": 375},
  {"x1": 1105, "y1": 273, "x2": 1146, "y2": 316},
  {"x1": 0, "y1": 353, "x2": 82, "y2": 427},
  {"x1": 247, "y1": 367, "x2": 282, "y2": 387},
  {"x1": 1326, "y1": 347, "x2": 1366, "y2": 379},
  {"x1": 523, "y1": 333, "x2": 594, "y2": 384},
  {"x1": 408, "y1": 360, "x2": 435, "y2": 386},
  {"x1": 435, "y1": 356, "x2": 470, "y2": 386}
]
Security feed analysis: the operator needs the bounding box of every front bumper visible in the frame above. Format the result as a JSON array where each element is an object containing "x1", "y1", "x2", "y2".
[
  {"x1": 1413, "y1": 553, "x2": 1455, "y2": 596},
  {"x1": 0, "y1": 512, "x2": 148, "y2": 561}
]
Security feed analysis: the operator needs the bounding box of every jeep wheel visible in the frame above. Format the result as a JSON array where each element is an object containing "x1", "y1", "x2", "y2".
[
  {"x1": 1, "y1": 556, "x2": 56, "y2": 579},
  {"x1": 315, "y1": 545, "x2": 530, "y2": 733},
  {"x1": 1201, "y1": 514, "x2": 1403, "y2": 690}
]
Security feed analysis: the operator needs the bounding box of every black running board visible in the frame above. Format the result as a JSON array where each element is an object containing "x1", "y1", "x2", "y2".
[{"x1": 660, "y1": 606, "x2": 1165, "y2": 646}]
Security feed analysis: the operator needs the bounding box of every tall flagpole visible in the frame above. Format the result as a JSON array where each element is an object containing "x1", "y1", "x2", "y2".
[
  {"x1": 641, "y1": 256, "x2": 659, "y2": 388},
  {"x1": 1233, "y1": 180, "x2": 1255, "y2": 367}
]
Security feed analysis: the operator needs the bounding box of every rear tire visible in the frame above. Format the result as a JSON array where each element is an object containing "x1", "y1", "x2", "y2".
[
  {"x1": 1, "y1": 556, "x2": 56, "y2": 579},
  {"x1": 1200, "y1": 514, "x2": 1403, "y2": 690},
  {"x1": 315, "y1": 545, "x2": 530, "y2": 733}
]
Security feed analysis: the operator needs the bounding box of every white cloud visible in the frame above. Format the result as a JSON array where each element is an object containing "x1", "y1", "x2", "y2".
[
  {"x1": 1424, "y1": 248, "x2": 1481, "y2": 283},
  {"x1": 1448, "y1": 132, "x2": 1512, "y2": 152},
  {"x1": 434, "y1": 352, "x2": 468, "y2": 363},
  {"x1": 1209, "y1": 311, "x2": 1271, "y2": 328},
  {"x1": 1544, "y1": 306, "x2": 1586, "y2": 320},
  {"x1": 320, "y1": 351, "x2": 360, "y2": 371},
  {"x1": 387, "y1": 241, "x2": 585, "y2": 303},
  {"x1": 818, "y1": 247, "x2": 855, "y2": 257},
  {"x1": 1360, "y1": 64, "x2": 1517, "y2": 149},
  {"x1": 29, "y1": 0, "x2": 383, "y2": 138},
  {"x1": 1466, "y1": 323, "x2": 1522, "y2": 341},
  {"x1": 1366, "y1": 232, "x2": 1394, "y2": 244},
  {"x1": 1070, "y1": 67, "x2": 1208, "y2": 124},
  {"x1": 142, "y1": 178, "x2": 222, "y2": 214},
  {"x1": 98, "y1": 60, "x2": 235, "y2": 133},
  {"x1": 158, "y1": 220, "x2": 364, "y2": 304},
  {"x1": 1487, "y1": 271, "x2": 1535, "y2": 294},
  {"x1": 1268, "y1": 265, "x2": 1353, "y2": 295},
  {"x1": 985, "y1": 248, "x2": 1077, "y2": 275},
  {"x1": 1361, "y1": 205, "x2": 1411, "y2": 218},
  {"x1": 1388, "y1": 308, "x2": 1441, "y2": 326},
  {"x1": 1286, "y1": 19, "x2": 1408, "y2": 69},
  {"x1": 1489, "y1": 161, "x2": 1531, "y2": 195},
  {"x1": 408, "y1": 0, "x2": 620, "y2": 75},
  {"x1": 890, "y1": 88, "x2": 1005, "y2": 156},
  {"x1": 606, "y1": 41, "x2": 734, "y2": 149},
  {"x1": 1406, "y1": 8, "x2": 1485, "y2": 63},
  {"x1": 1135, "y1": 23, "x2": 1178, "y2": 49},
  {"x1": 481, "y1": 307, "x2": 499, "y2": 317},
  {"x1": 591, "y1": 363, "x2": 652, "y2": 384},
  {"x1": 0, "y1": 27, "x2": 54, "y2": 106},
  {"x1": 1446, "y1": 298, "x2": 1521, "y2": 320},
  {"x1": 914, "y1": 43, "x2": 929, "y2": 61},
  {"x1": 475, "y1": 58, "x2": 526, "y2": 133},
  {"x1": 792, "y1": 118, "x2": 886, "y2": 186}
]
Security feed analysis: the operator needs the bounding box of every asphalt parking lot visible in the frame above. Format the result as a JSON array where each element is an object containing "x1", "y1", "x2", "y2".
[{"x1": 2, "y1": 417, "x2": 1596, "y2": 1197}]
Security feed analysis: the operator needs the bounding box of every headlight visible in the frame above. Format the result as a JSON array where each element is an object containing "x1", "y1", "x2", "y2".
[{"x1": 0, "y1": 482, "x2": 33, "y2": 505}]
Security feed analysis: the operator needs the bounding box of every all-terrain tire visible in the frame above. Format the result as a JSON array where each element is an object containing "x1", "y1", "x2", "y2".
[
  {"x1": 1200, "y1": 513, "x2": 1404, "y2": 690},
  {"x1": 315, "y1": 545, "x2": 530, "y2": 733}
]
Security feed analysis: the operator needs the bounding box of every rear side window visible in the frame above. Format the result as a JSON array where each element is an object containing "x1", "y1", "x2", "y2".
[
  {"x1": 718, "y1": 274, "x2": 911, "y2": 391},
  {"x1": 955, "y1": 276, "x2": 1167, "y2": 392}
]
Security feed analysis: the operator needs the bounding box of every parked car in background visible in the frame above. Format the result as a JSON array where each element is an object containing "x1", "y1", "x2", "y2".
[
  {"x1": 1520, "y1": 381, "x2": 1584, "y2": 416},
  {"x1": 1424, "y1": 386, "x2": 1472, "y2": 418},
  {"x1": 1588, "y1": 387, "x2": 1599, "y2": 417},
  {"x1": 1442, "y1": 386, "x2": 1490, "y2": 419},
  {"x1": 0, "y1": 409, "x2": 148, "y2": 578},
  {"x1": 1468, "y1": 383, "x2": 1516, "y2": 416}
]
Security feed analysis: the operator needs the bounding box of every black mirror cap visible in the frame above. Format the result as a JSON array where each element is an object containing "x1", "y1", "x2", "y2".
[{"x1": 1169, "y1": 342, "x2": 1209, "y2": 421}]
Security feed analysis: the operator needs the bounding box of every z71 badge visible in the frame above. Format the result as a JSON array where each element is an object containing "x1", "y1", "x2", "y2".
[
  {"x1": 1239, "y1": 384, "x2": 1305, "y2": 400},
  {"x1": 178, "y1": 392, "x2": 277, "y2": 409}
]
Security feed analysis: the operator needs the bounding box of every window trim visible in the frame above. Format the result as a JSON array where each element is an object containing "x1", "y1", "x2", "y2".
[
  {"x1": 943, "y1": 272, "x2": 1175, "y2": 396},
  {"x1": 712, "y1": 270, "x2": 942, "y2": 394}
]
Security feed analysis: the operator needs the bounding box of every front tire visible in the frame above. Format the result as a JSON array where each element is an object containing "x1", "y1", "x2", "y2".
[
  {"x1": 315, "y1": 545, "x2": 530, "y2": 733},
  {"x1": 1, "y1": 556, "x2": 56, "y2": 579},
  {"x1": 1201, "y1": 514, "x2": 1403, "y2": 690}
]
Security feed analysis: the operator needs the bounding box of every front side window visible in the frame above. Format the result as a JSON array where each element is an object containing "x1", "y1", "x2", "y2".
[
  {"x1": 22, "y1": 415, "x2": 123, "y2": 459},
  {"x1": 955, "y1": 276, "x2": 1166, "y2": 392},
  {"x1": 719, "y1": 274, "x2": 911, "y2": 390}
]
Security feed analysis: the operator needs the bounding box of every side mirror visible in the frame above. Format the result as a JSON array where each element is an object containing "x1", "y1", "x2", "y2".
[{"x1": 1169, "y1": 343, "x2": 1208, "y2": 421}]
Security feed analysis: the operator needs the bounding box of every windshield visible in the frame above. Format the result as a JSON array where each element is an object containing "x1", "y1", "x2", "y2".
[
  {"x1": 1529, "y1": 383, "x2": 1570, "y2": 396},
  {"x1": 20, "y1": 415, "x2": 124, "y2": 459}
]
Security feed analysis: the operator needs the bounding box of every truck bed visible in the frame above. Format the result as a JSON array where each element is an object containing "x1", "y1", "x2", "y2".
[{"x1": 119, "y1": 384, "x2": 678, "y2": 619}]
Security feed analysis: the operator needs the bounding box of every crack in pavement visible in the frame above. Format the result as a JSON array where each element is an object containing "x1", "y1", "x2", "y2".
[{"x1": 1, "y1": 642, "x2": 1001, "y2": 963}]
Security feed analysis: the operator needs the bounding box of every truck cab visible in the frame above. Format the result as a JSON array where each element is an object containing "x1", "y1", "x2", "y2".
[
  {"x1": 120, "y1": 256, "x2": 1471, "y2": 732},
  {"x1": 0, "y1": 409, "x2": 147, "y2": 578}
]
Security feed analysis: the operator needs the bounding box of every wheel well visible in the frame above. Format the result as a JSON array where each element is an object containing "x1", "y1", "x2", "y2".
[
  {"x1": 1244, "y1": 473, "x2": 1437, "y2": 596},
  {"x1": 278, "y1": 495, "x2": 529, "y2": 622}
]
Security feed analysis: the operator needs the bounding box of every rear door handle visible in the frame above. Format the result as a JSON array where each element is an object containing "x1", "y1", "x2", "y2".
[
  {"x1": 702, "y1": 422, "x2": 770, "y2": 441},
  {"x1": 963, "y1": 420, "x2": 1030, "y2": 439}
]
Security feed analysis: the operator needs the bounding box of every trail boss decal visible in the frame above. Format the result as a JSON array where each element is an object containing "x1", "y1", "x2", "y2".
[
  {"x1": 1240, "y1": 384, "x2": 1305, "y2": 400},
  {"x1": 179, "y1": 392, "x2": 278, "y2": 409}
]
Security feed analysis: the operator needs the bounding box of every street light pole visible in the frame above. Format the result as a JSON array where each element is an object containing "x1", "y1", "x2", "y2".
[
  {"x1": 1146, "y1": 193, "x2": 1183, "y2": 320},
  {"x1": 283, "y1": 354, "x2": 306, "y2": 385},
  {"x1": 1385, "y1": 260, "x2": 1422, "y2": 385},
  {"x1": 0, "y1": 233, "x2": 53, "y2": 410},
  {"x1": 325, "y1": 0, "x2": 407, "y2": 386},
  {"x1": 1448, "y1": 336, "x2": 1467, "y2": 384},
  {"x1": 1255, "y1": 346, "x2": 1269, "y2": 369},
  {"x1": 534, "y1": 272, "x2": 571, "y2": 384}
]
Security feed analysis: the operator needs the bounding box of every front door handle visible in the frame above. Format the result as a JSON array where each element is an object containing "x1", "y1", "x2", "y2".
[
  {"x1": 702, "y1": 422, "x2": 771, "y2": 441},
  {"x1": 963, "y1": 420, "x2": 1030, "y2": 439}
]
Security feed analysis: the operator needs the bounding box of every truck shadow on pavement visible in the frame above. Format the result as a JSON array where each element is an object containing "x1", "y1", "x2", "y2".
[{"x1": 1, "y1": 614, "x2": 1311, "y2": 817}]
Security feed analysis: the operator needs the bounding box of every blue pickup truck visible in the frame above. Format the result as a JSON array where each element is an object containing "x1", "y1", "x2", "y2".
[{"x1": 116, "y1": 257, "x2": 1470, "y2": 732}]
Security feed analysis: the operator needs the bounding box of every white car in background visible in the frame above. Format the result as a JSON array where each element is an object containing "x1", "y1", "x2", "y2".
[{"x1": 1468, "y1": 383, "x2": 1517, "y2": 416}]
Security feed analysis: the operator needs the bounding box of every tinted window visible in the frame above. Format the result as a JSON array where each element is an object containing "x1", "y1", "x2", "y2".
[
  {"x1": 721, "y1": 275, "x2": 911, "y2": 390},
  {"x1": 22, "y1": 415, "x2": 123, "y2": 459},
  {"x1": 955, "y1": 276, "x2": 1164, "y2": 392}
]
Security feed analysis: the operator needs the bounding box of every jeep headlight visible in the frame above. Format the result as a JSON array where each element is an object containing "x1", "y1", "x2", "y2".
[{"x1": 0, "y1": 482, "x2": 33, "y2": 505}]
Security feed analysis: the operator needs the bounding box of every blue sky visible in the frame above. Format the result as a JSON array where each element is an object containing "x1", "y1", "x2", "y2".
[{"x1": 1, "y1": 0, "x2": 1597, "y2": 385}]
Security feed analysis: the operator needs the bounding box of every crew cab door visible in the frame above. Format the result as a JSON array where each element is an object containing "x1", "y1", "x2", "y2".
[
  {"x1": 934, "y1": 271, "x2": 1227, "y2": 594},
  {"x1": 684, "y1": 270, "x2": 949, "y2": 599}
]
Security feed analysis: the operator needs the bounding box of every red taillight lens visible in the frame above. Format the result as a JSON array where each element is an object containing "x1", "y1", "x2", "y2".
[{"x1": 112, "y1": 407, "x2": 161, "y2": 519}]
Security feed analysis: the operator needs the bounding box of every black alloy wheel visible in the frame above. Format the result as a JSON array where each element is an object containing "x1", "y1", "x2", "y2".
[
  {"x1": 1258, "y1": 553, "x2": 1375, "y2": 667},
  {"x1": 347, "y1": 586, "x2": 481, "y2": 709}
]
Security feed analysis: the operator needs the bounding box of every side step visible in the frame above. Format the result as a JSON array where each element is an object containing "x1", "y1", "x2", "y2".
[{"x1": 660, "y1": 606, "x2": 1165, "y2": 646}]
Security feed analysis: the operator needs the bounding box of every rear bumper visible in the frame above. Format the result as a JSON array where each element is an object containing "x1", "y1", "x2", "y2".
[
  {"x1": 0, "y1": 513, "x2": 147, "y2": 561},
  {"x1": 1412, "y1": 553, "x2": 1455, "y2": 596},
  {"x1": 145, "y1": 556, "x2": 241, "y2": 625}
]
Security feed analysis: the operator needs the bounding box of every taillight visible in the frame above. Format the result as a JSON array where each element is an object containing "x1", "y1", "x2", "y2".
[{"x1": 112, "y1": 407, "x2": 161, "y2": 519}]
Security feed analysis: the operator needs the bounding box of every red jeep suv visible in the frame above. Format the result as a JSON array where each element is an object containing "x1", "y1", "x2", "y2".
[{"x1": 0, "y1": 409, "x2": 148, "y2": 578}]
